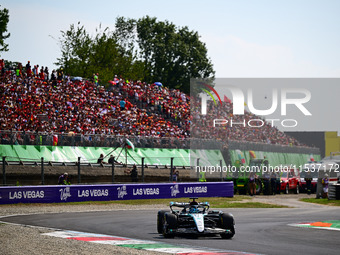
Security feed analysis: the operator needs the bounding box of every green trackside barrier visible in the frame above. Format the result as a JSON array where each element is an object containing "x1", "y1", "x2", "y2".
[
  {"x1": 0, "y1": 145, "x2": 225, "y2": 167},
  {"x1": 227, "y1": 149, "x2": 322, "y2": 195},
  {"x1": 229, "y1": 149, "x2": 321, "y2": 169},
  {"x1": 0, "y1": 145, "x2": 321, "y2": 168}
]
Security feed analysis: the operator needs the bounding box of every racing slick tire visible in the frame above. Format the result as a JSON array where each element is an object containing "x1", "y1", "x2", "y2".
[
  {"x1": 219, "y1": 213, "x2": 235, "y2": 239},
  {"x1": 162, "y1": 213, "x2": 178, "y2": 238},
  {"x1": 157, "y1": 210, "x2": 168, "y2": 234}
]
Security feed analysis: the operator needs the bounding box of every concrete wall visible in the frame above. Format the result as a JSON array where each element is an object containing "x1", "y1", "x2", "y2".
[{"x1": 0, "y1": 165, "x2": 193, "y2": 186}]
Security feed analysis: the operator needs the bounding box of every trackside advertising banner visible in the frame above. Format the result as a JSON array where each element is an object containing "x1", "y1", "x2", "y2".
[{"x1": 0, "y1": 182, "x2": 233, "y2": 204}]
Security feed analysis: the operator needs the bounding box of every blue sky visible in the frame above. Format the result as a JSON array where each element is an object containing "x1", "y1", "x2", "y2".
[{"x1": 2, "y1": 0, "x2": 340, "y2": 77}]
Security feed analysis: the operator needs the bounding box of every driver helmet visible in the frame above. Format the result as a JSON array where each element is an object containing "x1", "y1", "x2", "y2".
[{"x1": 189, "y1": 205, "x2": 199, "y2": 213}]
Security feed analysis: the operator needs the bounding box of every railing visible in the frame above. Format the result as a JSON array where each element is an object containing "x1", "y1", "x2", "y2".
[
  {"x1": 0, "y1": 131, "x2": 191, "y2": 149},
  {"x1": 228, "y1": 140, "x2": 320, "y2": 155},
  {"x1": 0, "y1": 130, "x2": 320, "y2": 154},
  {"x1": 0, "y1": 155, "x2": 193, "y2": 186}
]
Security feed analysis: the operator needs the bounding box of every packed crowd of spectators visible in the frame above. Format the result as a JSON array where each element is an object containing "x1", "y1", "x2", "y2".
[
  {"x1": 0, "y1": 60, "x2": 189, "y2": 142},
  {"x1": 0, "y1": 59, "x2": 306, "y2": 147},
  {"x1": 191, "y1": 99, "x2": 305, "y2": 146}
]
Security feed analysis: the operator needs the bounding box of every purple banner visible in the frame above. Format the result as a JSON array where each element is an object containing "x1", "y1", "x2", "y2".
[{"x1": 0, "y1": 182, "x2": 233, "y2": 204}]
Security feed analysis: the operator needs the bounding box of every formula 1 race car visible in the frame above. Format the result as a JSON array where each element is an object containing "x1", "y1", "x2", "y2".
[{"x1": 157, "y1": 197, "x2": 235, "y2": 239}]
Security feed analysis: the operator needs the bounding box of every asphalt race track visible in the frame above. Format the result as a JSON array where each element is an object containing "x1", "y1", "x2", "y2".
[{"x1": 2, "y1": 207, "x2": 340, "y2": 255}]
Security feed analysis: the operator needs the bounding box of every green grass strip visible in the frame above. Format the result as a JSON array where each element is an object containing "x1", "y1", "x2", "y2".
[
  {"x1": 324, "y1": 221, "x2": 340, "y2": 229},
  {"x1": 219, "y1": 202, "x2": 288, "y2": 208},
  {"x1": 300, "y1": 198, "x2": 340, "y2": 206},
  {"x1": 0, "y1": 196, "x2": 288, "y2": 208}
]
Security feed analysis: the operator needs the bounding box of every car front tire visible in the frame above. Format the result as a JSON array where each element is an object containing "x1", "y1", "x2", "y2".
[
  {"x1": 219, "y1": 213, "x2": 235, "y2": 239},
  {"x1": 157, "y1": 210, "x2": 168, "y2": 234},
  {"x1": 162, "y1": 213, "x2": 177, "y2": 238}
]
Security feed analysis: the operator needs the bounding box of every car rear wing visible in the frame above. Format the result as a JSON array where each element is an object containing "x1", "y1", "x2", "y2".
[{"x1": 169, "y1": 201, "x2": 210, "y2": 214}]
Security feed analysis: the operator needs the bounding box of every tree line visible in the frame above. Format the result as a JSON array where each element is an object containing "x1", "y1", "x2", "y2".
[
  {"x1": 0, "y1": 7, "x2": 215, "y2": 93},
  {"x1": 0, "y1": 5, "x2": 10, "y2": 54},
  {"x1": 56, "y1": 16, "x2": 215, "y2": 93}
]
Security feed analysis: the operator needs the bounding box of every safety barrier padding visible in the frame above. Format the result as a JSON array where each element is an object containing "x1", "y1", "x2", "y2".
[{"x1": 0, "y1": 182, "x2": 234, "y2": 204}]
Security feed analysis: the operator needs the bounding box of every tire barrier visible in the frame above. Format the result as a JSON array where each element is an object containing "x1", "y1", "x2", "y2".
[{"x1": 328, "y1": 184, "x2": 340, "y2": 200}]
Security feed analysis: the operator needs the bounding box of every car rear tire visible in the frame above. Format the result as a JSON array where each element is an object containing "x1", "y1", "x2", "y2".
[
  {"x1": 219, "y1": 213, "x2": 235, "y2": 239},
  {"x1": 285, "y1": 184, "x2": 289, "y2": 194},
  {"x1": 255, "y1": 179, "x2": 262, "y2": 195},
  {"x1": 162, "y1": 213, "x2": 177, "y2": 238},
  {"x1": 157, "y1": 210, "x2": 168, "y2": 234},
  {"x1": 239, "y1": 189, "x2": 246, "y2": 195}
]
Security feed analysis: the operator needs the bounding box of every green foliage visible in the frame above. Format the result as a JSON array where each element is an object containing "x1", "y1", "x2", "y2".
[
  {"x1": 56, "y1": 23, "x2": 92, "y2": 77},
  {"x1": 134, "y1": 16, "x2": 215, "y2": 93},
  {"x1": 0, "y1": 5, "x2": 10, "y2": 55},
  {"x1": 56, "y1": 16, "x2": 215, "y2": 91},
  {"x1": 56, "y1": 22, "x2": 142, "y2": 84}
]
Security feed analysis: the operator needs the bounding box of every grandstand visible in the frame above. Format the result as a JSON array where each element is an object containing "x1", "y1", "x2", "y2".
[
  {"x1": 1, "y1": 60, "x2": 310, "y2": 148},
  {"x1": 0, "y1": 60, "x2": 321, "y2": 185}
]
